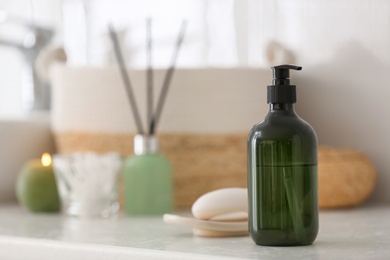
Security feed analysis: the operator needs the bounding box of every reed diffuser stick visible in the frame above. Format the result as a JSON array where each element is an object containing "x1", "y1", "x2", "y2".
[
  {"x1": 150, "y1": 20, "x2": 187, "y2": 135},
  {"x1": 146, "y1": 18, "x2": 153, "y2": 135},
  {"x1": 108, "y1": 23, "x2": 145, "y2": 134}
]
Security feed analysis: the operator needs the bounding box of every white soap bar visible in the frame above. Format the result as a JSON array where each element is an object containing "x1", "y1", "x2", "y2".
[{"x1": 191, "y1": 188, "x2": 248, "y2": 220}]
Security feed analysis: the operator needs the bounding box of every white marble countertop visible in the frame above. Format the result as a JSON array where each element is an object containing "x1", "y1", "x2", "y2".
[{"x1": 0, "y1": 203, "x2": 389, "y2": 260}]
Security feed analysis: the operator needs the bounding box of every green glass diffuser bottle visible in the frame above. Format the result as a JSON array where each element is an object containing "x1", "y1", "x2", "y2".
[
  {"x1": 124, "y1": 135, "x2": 173, "y2": 215},
  {"x1": 247, "y1": 65, "x2": 318, "y2": 246},
  {"x1": 109, "y1": 20, "x2": 185, "y2": 216}
]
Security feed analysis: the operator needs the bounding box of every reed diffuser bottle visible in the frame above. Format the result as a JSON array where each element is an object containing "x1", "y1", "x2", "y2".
[
  {"x1": 248, "y1": 65, "x2": 318, "y2": 246},
  {"x1": 124, "y1": 135, "x2": 173, "y2": 214},
  {"x1": 109, "y1": 19, "x2": 186, "y2": 215}
]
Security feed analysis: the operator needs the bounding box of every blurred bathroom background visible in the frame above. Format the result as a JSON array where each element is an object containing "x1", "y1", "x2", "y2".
[{"x1": 0, "y1": 0, "x2": 389, "y2": 203}]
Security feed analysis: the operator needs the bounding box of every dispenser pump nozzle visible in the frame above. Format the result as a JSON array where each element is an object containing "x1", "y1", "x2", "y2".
[
  {"x1": 272, "y1": 65, "x2": 302, "y2": 85},
  {"x1": 267, "y1": 64, "x2": 302, "y2": 104}
]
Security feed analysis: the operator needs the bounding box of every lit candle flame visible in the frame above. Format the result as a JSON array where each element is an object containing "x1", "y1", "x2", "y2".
[{"x1": 41, "y1": 153, "x2": 52, "y2": 167}]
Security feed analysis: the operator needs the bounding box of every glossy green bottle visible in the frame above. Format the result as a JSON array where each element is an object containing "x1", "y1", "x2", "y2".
[
  {"x1": 248, "y1": 65, "x2": 318, "y2": 246},
  {"x1": 124, "y1": 135, "x2": 173, "y2": 215}
]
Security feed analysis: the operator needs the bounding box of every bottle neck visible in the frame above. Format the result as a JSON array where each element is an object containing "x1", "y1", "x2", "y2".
[
  {"x1": 269, "y1": 103, "x2": 296, "y2": 113},
  {"x1": 134, "y1": 135, "x2": 159, "y2": 155}
]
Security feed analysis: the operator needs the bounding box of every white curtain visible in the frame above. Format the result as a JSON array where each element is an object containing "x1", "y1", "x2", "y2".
[
  {"x1": 3, "y1": 0, "x2": 390, "y2": 69},
  {"x1": 63, "y1": 0, "x2": 244, "y2": 67}
]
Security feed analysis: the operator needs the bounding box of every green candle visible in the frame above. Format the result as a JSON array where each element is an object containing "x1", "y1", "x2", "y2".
[{"x1": 16, "y1": 153, "x2": 60, "y2": 212}]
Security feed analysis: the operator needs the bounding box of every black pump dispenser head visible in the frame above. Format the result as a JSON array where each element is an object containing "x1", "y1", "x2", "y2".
[{"x1": 267, "y1": 64, "x2": 302, "y2": 104}]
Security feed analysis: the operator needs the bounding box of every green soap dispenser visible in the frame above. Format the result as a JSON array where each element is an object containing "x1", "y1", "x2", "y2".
[{"x1": 247, "y1": 65, "x2": 318, "y2": 246}]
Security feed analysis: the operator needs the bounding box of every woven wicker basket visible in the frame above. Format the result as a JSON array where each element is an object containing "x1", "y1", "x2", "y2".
[
  {"x1": 54, "y1": 132, "x2": 376, "y2": 209},
  {"x1": 318, "y1": 146, "x2": 376, "y2": 208},
  {"x1": 55, "y1": 132, "x2": 247, "y2": 208}
]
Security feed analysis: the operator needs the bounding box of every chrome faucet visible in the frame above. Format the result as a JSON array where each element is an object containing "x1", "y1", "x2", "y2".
[{"x1": 0, "y1": 11, "x2": 53, "y2": 111}]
